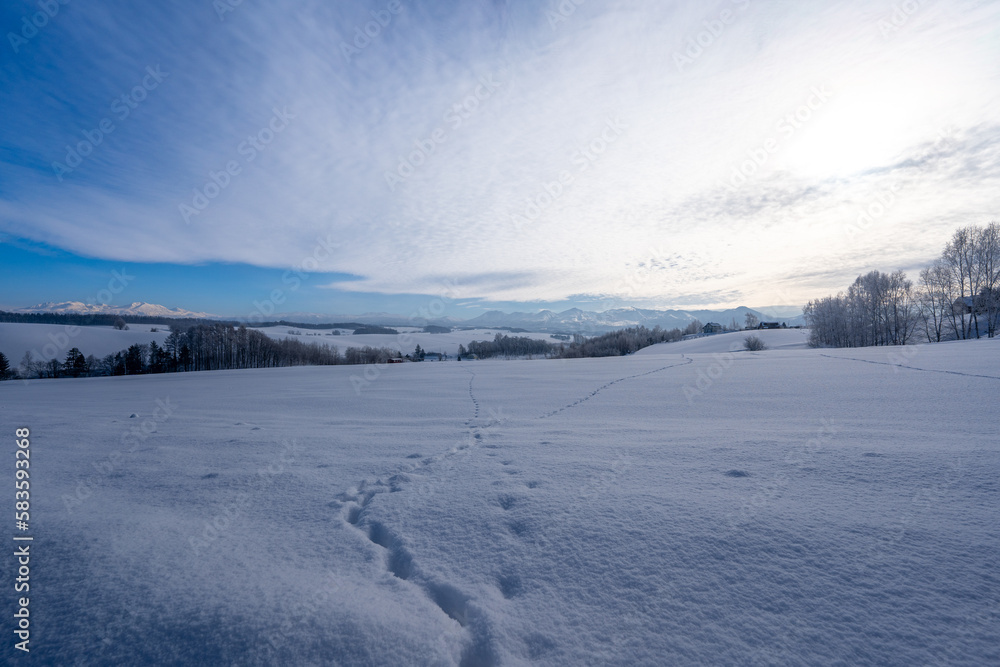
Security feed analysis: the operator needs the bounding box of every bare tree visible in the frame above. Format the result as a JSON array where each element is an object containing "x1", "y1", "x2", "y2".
[
  {"x1": 976, "y1": 221, "x2": 1000, "y2": 337},
  {"x1": 806, "y1": 270, "x2": 916, "y2": 347},
  {"x1": 804, "y1": 295, "x2": 849, "y2": 347},
  {"x1": 19, "y1": 352, "x2": 44, "y2": 379},
  {"x1": 918, "y1": 262, "x2": 952, "y2": 342},
  {"x1": 809, "y1": 222, "x2": 998, "y2": 346},
  {"x1": 942, "y1": 226, "x2": 982, "y2": 338}
]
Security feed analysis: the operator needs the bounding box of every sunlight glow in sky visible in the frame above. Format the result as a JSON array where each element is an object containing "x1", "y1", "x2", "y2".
[{"x1": 1, "y1": 0, "x2": 998, "y2": 316}]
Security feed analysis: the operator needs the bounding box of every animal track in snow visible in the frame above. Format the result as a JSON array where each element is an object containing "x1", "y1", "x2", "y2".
[
  {"x1": 820, "y1": 353, "x2": 1000, "y2": 381},
  {"x1": 497, "y1": 573, "x2": 523, "y2": 599},
  {"x1": 497, "y1": 494, "x2": 518, "y2": 510},
  {"x1": 325, "y1": 367, "x2": 500, "y2": 664},
  {"x1": 537, "y1": 357, "x2": 693, "y2": 419},
  {"x1": 506, "y1": 519, "x2": 531, "y2": 537}
]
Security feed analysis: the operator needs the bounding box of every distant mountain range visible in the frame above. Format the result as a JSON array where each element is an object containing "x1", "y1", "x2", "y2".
[
  {"x1": 13, "y1": 301, "x2": 805, "y2": 333},
  {"x1": 15, "y1": 301, "x2": 215, "y2": 319},
  {"x1": 268, "y1": 305, "x2": 805, "y2": 332},
  {"x1": 456, "y1": 306, "x2": 805, "y2": 333}
]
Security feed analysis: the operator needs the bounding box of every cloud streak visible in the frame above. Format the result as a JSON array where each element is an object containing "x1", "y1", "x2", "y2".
[{"x1": 1, "y1": 0, "x2": 998, "y2": 309}]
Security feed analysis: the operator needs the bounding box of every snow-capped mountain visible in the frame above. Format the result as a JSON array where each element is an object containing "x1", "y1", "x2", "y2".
[
  {"x1": 266, "y1": 311, "x2": 466, "y2": 326},
  {"x1": 16, "y1": 301, "x2": 215, "y2": 319},
  {"x1": 261, "y1": 305, "x2": 805, "y2": 332},
  {"x1": 461, "y1": 306, "x2": 805, "y2": 333},
  {"x1": 14, "y1": 301, "x2": 803, "y2": 331}
]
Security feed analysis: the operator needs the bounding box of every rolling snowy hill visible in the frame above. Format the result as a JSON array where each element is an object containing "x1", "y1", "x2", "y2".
[
  {"x1": 633, "y1": 328, "x2": 811, "y2": 355},
  {"x1": 2, "y1": 338, "x2": 997, "y2": 664},
  {"x1": 0, "y1": 323, "x2": 172, "y2": 362}
]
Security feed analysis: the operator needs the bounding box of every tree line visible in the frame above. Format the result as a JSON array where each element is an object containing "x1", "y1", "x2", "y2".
[
  {"x1": 455, "y1": 325, "x2": 699, "y2": 360},
  {"x1": 0, "y1": 310, "x2": 392, "y2": 333},
  {"x1": 458, "y1": 333, "x2": 555, "y2": 359},
  {"x1": 0, "y1": 310, "x2": 213, "y2": 329},
  {"x1": 805, "y1": 222, "x2": 1000, "y2": 347},
  {"x1": 556, "y1": 325, "x2": 688, "y2": 358},
  {"x1": 4, "y1": 322, "x2": 403, "y2": 380}
]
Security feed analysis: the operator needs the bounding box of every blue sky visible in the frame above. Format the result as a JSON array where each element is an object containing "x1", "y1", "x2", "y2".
[{"x1": 1, "y1": 0, "x2": 999, "y2": 318}]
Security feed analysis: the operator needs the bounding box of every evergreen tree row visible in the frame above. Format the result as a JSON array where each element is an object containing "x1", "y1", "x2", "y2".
[{"x1": 458, "y1": 333, "x2": 555, "y2": 359}]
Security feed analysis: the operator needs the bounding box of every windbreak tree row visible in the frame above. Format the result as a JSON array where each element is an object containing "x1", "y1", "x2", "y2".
[
  {"x1": 557, "y1": 325, "x2": 686, "y2": 358},
  {"x1": 459, "y1": 333, "x2": 556, "y2": 359},
  {"x1": 806, "y1": 222, "x2": 1000, "y2": 347}
]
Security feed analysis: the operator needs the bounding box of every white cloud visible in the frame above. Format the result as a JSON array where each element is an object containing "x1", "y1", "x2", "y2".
[{"x1": 2, "y1": 0, "x2": 999, "y2": 308}]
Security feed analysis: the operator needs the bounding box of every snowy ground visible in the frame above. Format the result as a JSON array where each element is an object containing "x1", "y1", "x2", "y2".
[
  {"x1": 0, "y1": 323, "x2": 172, "y2": 362},
  {"x1": 634, "y1": 328, "x2": 811, "y2": 356},
  {"x1": 1, "y1": 338, "x2": 998, "y2": 665}
]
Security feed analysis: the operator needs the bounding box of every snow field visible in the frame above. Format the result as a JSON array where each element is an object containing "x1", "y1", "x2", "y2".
[
  {"x1": 1, "y1": 338, "x2": 997, "y2": 664},
  {"x1": 0, "y1": 322, "x2": 172, "y2": 361},
  {"x1": 632, "y1": 327, "x2": 811, "y2": 356}
]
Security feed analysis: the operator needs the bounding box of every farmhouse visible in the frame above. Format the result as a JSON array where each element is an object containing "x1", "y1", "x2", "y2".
[{"x1": 703, "y1": 322, "x2": 724, "y2": 334}]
